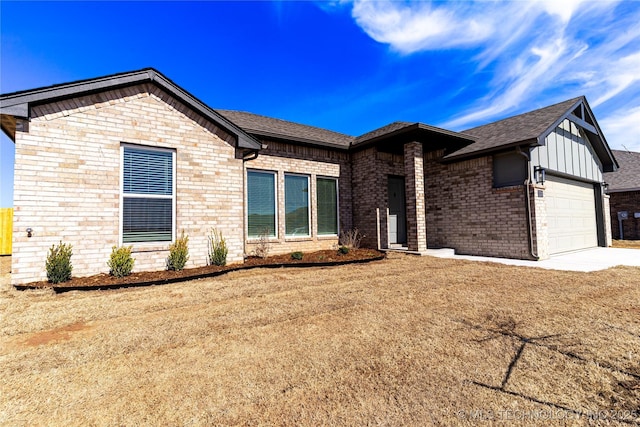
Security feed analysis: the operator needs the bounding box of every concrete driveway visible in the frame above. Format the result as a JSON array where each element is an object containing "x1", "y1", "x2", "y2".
[{"x1": 448, "y1": 247, "x2": 640, "y2": 272}]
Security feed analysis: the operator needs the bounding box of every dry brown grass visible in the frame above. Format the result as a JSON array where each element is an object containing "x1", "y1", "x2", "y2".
[
  {"x1": 0, "y1": 255, "x2": 10, "y2": 275},
  {"x1": 1, "y1": 253, "x2": 639, "y2": 426},
  {"x1": 612, "y1": 239, "x2": 640, "y2": 249}
]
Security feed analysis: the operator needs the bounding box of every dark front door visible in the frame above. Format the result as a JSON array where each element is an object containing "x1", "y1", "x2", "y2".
[{"x1": 387, "y1": 176, "x2": 407, "y2": 245}]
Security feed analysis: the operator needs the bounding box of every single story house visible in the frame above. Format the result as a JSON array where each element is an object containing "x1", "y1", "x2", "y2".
[
  {"x1": 604, "y1": 149, "x2": 640, "y2": 240},
  {"x1": 0, "y1": 68, "x2": 618, "y2": 285}
]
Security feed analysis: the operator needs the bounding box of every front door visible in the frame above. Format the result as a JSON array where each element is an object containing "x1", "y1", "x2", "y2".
[{"x1": 388, "y1": 176, "x2": 407, "y2": 245}]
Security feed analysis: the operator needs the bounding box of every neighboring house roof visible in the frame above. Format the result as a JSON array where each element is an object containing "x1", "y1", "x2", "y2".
[
  {"x1": 0, "y1": 68, "x2": 262, "y2": 150},
  {"x1": 217, "y1": 110, "x2": 353, "y2": 149},
  {"x1": 444, "y1": 96, "x2": 617, "y2": 172},
  {"x1": 604, "y1": 150, "x2": 640, "y2": 192}
]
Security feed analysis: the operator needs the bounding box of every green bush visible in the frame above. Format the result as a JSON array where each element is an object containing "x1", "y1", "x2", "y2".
[
  {"x1": 208, "y1": 228, "x2": 228, "y2": 266},
  {"x1": 45, "y1": 241, "x2": 73, "y2": 284},
  {"x1": 167, "y1": 231, "x2": 189, "y2": 271},
  {"x1": 108, "y1": 246, "x2": 135, "y2": 278},
  {"x1": 338, "y1": 245, "x2": 350, "y2": 255},
  {"x1": 291, "y1": 251, "x2": 304, "y2": 260}
]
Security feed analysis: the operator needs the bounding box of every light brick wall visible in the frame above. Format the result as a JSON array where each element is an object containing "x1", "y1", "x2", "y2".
[
  {"x1": 425, "y1": 150, "x2": 533, "y2": 259},
  {"x1": 530, "y1": 184, "x2": 549, "y2": 259},
  {"x1": 244, "y1": 140, "x2": 352, "y2": 256},
  {"x1": 12, "y1": 83, "x2": 245, "y2": 285}
]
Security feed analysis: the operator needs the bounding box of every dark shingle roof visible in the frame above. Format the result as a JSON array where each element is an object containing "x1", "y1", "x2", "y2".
[
  {"x1": 351, "y1": 121, "x2": 475, "y2": 152},
  {"x1": 216, "y1": 110, "x2": 353, "y2": 149},
  {"x1": 604, "y1": 150, "x2": 640, "y2": 192},
  {"x1": 353, "y1": 122, "x2": 414, "y2": 144},
  {"x1": 445, "y1": 97, "x2": 583, "y2": 159}
]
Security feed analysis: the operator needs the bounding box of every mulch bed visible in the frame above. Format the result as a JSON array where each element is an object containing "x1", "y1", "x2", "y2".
[{"x1": 16, "y1": 249, "x2": 385, "y2": 293}]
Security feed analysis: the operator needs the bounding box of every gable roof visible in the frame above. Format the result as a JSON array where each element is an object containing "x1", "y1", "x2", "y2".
[
  {"x1": 448, "y1": 97, "x2": 582, "y2": 159},
  {"x1": 0, "y1": 68, "x2": 262, "y2": 150},
  {"x1": 604, "y1": 149, "x2": 640, "y2": 192},
  {"x1": 216, "y1": 110, "x2": 353, "y2": 149},
  {"x1": 0, "y1": 68, "x2": 619, "y2": 172},
  {"x1": 444, "y1": 96, "x2": 617, "y2": 172},
  {"x1": 351, "y1": 121, "x2": 475, "y2": 154}
]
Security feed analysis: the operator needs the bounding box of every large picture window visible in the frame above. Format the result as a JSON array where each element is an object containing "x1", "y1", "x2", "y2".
[
  {"x1": 285, "y1": 174, "x2": 310, "y2": 237},
  {"x1": 317, "y1": 177, "x2": 338, "y2": 235},
  {"x1": 122, "y1": 145, "x2": 175, "y2": 243},
  {"x1": 247, "y1": 170, "x2": 276, "y2": 238}
]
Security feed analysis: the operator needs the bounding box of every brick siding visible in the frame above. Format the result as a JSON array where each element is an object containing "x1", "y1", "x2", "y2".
[
  {"x1": 9, "y1": 83, "x2": 614, "y2": 284},
  {"x1": 243, "y1": 140, "x2": 352, "y2": 256},
  {"x1": 351, "y1": 148, "x2": 405, "y2": 249},
  {"x1": 425, "y1": 150, "x2": 533, "y2": 259},
  {"x1": 609, "y1": 191, "x2": 640, "y2": 240},
  {"x1": 12, "y1": 83, "x2": 245, "y2": 285}
]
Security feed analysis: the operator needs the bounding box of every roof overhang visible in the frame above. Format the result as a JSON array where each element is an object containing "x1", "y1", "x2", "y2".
[
  {"x1": 242, "y1": 129, "x2": 350, "y2": 151},
  {"x1": 353, "y1": 123, "x2": 475, "y2": 155},
  {"x1": 442, "y1": 138, "x2": 538, "y2": 162},
  {"x1": 538, "y1": 97, "x2": 618, "y2": 173},
  {"x1": 0, "y1": 68, "x2": 263, "y2": 150},
  {"x1": 606, "y1": 187, "x2": 640, "y2": 193}
]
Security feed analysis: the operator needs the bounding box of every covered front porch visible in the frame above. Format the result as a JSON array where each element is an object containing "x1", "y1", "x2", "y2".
[{"x1": 349, "y1": 122, "x2": 475, "y2": 253}]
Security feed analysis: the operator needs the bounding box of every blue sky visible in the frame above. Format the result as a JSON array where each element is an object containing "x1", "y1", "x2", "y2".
[{"x1": 1, "y1": 0, "x2": 639, "y2": 207}]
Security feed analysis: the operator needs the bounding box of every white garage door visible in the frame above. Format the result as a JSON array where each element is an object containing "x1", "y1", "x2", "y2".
[{"x1": 546, "y1": 175, "x2": 598, "y2": 255}]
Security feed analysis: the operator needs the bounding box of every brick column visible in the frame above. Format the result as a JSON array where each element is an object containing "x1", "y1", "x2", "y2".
[
  {"x1": 531, "y1": 184, "x2": 549, "y2": 260},
  {"x1": 404, "y1": 142, "x2": 427, "y2": 252}
]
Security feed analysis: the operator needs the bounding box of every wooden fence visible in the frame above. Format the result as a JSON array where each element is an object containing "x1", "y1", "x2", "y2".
[{"x1": 0, "y1": 208, "x2": 13, "y2": 255}]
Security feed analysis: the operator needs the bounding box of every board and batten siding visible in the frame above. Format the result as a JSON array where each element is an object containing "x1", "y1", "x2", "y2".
[{"x1": 531, "y1": 118, "x2": 603, "y2": 182}]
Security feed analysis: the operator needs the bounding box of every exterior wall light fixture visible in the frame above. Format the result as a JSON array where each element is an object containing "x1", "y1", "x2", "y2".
[{"x1": 534, "y1": 166, "x2": 546, "y2": 184}]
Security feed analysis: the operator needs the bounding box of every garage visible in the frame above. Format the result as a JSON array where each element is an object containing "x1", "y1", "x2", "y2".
[{"x1": 545, "y1": 175, "x2": 598, "y2": 254}]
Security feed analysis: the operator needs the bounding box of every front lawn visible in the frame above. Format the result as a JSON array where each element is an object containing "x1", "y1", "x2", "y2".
[
  {"x1": 612, "y1": 239, "x2": 640, "y2": 249},
  {"x1": 1, "y1": 252, "x2": 638, "y2": 425}
]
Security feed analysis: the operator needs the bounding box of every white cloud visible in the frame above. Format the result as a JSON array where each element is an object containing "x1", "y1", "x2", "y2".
[
  {"x1": 598, "y1": 106, "x2": 640, "y2": 152},
  {"x1": 351, "y1": 1, "x2": 495, "y2": 53},
  {"x1": 343, "y1": 0, "x2": 640, "y2": 149},
  {"x1": 591, "y1": 51, "x2": 640, "y2": 107}
]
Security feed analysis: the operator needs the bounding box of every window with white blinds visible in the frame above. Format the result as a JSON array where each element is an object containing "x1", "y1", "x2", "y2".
[
  {"x1": 316, "y1": 177, "x2": 338, "y2": 235},
  {"x1": 122, "y1": 146, "x2": 175, "y2": 243},
  {"x1": 285, "y1": 174, "x2": 310, "y2": 237},
  {"x1": 247, "y1": 170, "x2": 276, "y2": 238}
]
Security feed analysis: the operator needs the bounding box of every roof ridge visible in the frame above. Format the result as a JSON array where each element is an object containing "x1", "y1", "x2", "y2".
[
  {"x1": 217, "y1": 109, "x2": 354, "y2": 138},
  {"x1": 0, "y1": 68, "x2": 159, "y2": 99},
  {"x1": 463, "y1": 96, "x2": 584, "y2": 133}
]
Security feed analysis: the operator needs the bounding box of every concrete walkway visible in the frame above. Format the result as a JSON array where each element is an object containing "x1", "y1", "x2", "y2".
[{"x1": 447, "y1": 247, "x2": 640, "y2": 272}]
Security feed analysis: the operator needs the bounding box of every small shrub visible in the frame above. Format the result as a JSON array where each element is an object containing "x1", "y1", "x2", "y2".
[
  {"x1": 208, "y1": 228, "x2": 228, "y2": 266},
  {"x1": 45, "y1": 241, "x2": 73, "y2": 284},
  {"x1": 253, "y1": 228, "x2": 271, "y2": 259},
  {"x1": 338, "y1": 245, "x2": 350, "y2": 255},
  {"x1": 108, "y1": 246, "x2": 134, "y2": 278},
  {"x1": 339, "y1": 228, "x2": 365, "y2": 249},
  {"x1": 167, "y1": 231, "x2": 189, "y2": 271},
  {"x1": 291, "y1": 251, "x2": 304, "y2": 260}
]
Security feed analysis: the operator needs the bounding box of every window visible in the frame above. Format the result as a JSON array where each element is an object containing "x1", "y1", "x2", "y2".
[
  {"x1": 122, "y1": 145, "x2": 175, "y2": 243},
  {"x1": 317, "y1": 177, "x2": 338, "y2": 235},
  {"x1": 247, "y1": 170, "x2": 276, "y2": 238},
  {"x1": 285, "y1": 174, "x2": 310, "y2": 237},
  {"x1": 493, "y1": 152, "x2": 527, "y2": 188}
]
